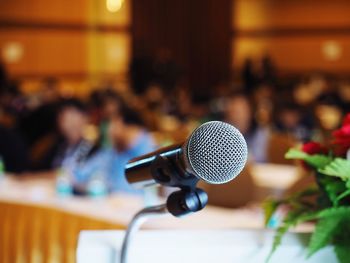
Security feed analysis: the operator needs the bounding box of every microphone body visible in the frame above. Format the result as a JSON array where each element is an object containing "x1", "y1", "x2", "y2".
[
  {"x1": 125, "y1": 144, "x2": 186, "y2": 188},
  {"x1": 125, "y1": 121, "x2": 248, "y2": 189}
]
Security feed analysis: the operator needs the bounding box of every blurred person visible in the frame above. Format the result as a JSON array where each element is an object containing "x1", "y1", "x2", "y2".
[
  {"x1": 252, "y1": 84, "x2": 275, "y2": 127},
  {"x1": 0, "y1": 62, "x2": 9, "y2": 92},
  {"x1": 0, "y1": 63, "x2": 29, "y2": 173},
  {"x1": 105, "y1": 103, "x2": 155, "y2": 193},
  {"x1": 0, "y1": 124, "x2": 29, "y2": 173},
  {"x1": 130, "y1": 44, "x2": 154, "y2": 95},
  {"x1": 153, "y1": 48, "x2": 182, "y2": 93},
  {"x1": 88, "y1": 89, "x2": 105, "y2": 125},
  {"x1": 258, "y1": 55, "x2": 277, "y2": 86},
  {"x1": 313, "y1": 96, "x2": 344, "y2": 144},
  {"x1": 0, "y1": 81, "x2": 24, "y2": 129},
  {"x1": 50, "y1": 99, "x2": 104, "y2": 193},
  {"x1": 138, "y1": 84, "x2": 168, "y2": 131},
  {"x1": 143, "y1": 84, "x2": 166, "y2": 112},
  {"x1": 99, "y1": 89, "x2": 124, "y2": 148},
  {"x1": 40, "y1": 77, "x2": 60, "y2": 104},
  {"x1": 274, "y1": 102, "x2": 314, "y2": 142},
  {"x1": 338, "y1": 82, "x2": 350, "y2": 112},
  {"x1": 209, "y1": 82, "x2": 232, "y2": 116},
  {"x1": 190, "y1": 94, "x2": 211, "y2": 123},
  {"x1": 161, "y1": 86, "x2": 191, "y2": 122},
  {"x1": 224, "y1": 92, "x2": 270, "y2": 163},
  {"x1": 19, "y1": 77, "x2": 60, "y2": 148},
  {"x1": 52, "y1": 99, "x2": 97, "y2": 167},
  {"x1": 242, "y1": 58, "x2": 256, "y2": 94}
]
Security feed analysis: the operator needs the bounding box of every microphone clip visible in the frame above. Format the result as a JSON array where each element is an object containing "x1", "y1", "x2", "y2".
[
  {"x1": 150, "y1": 154, "x2": 209, "y2": 217},
  {"x1": 166, "y1": 187, "x2": 208, "y2": 217}
]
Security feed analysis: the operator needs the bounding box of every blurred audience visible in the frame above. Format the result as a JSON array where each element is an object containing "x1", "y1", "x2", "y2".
[{"x1": 0, "y1": 57, "x2": 348, "y2": 195}]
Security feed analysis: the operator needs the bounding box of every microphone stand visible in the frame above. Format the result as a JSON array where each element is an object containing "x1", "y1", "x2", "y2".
[
  {"x1": 119, "y1": 188, "x2": 208, "y2": 263},
  {"x1": 120, "y1": 204, "x2": 169, "y2": 263}
]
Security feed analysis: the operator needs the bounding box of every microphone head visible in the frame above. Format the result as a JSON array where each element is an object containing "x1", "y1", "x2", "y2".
[{"x1": 183, "y1": 121, "x2": 248, "y2": 184}]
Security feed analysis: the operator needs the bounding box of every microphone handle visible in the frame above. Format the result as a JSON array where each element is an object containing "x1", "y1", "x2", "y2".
[{"x1": 125, "y1": 144, "x2": 183, "y2": 188}]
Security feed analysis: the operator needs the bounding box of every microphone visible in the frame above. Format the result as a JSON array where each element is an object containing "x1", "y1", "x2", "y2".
[{"x1": 125, "y1": 121, "x2": 248, "y2": 189}]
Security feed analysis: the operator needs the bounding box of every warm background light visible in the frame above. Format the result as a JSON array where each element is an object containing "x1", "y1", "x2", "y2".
[
  {"x1": 106, "y1": 0, "x2": 124, "y2": 13},
  {"x1": 0, "y1": 0, "x2": 131, "y2": 97}
]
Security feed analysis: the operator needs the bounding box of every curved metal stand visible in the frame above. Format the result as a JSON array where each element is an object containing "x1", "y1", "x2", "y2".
[
  {"x1": 120, "y1": 188, "x2": 208, "y2": 262},
  {"x1": 120, "y1": 204, "x2": 168, "y2": 263}
]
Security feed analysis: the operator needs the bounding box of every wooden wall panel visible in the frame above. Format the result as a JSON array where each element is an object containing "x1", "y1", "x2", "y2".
[
  {"x1": 232, "y1": 0, "x2": 350, "y2": 74},
  {"x1": 0, "y1": 29, "x2": 88, "y2": 76},
  {"x1": 0, "y1": 0, "x2": 88, "y2": 23},
  {"x1": 0, "y1": 0, "x2": 131, "y2": 86},
  {"x1": 87, "y1": 32, "x2": 131, "y2": 75},
  {"x1": 233, "y1": 35, "x2": 350, "y2": 73},
  {"x1": 233, "y1": 0, "x2": 350, "y2": 30}
]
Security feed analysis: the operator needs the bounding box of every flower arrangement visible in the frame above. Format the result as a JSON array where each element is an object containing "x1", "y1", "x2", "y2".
[{"x1": 264, "y1": 113, "x2": 350, "y2": 263}]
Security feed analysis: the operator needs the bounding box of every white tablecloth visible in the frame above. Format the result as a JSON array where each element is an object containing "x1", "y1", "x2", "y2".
[{"x1": 77, "y1": 230, "x2": 337, "y2": 263}]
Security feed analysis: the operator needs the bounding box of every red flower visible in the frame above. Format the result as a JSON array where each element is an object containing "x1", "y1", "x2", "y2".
[
  {"x1": 302, "y1": 142, "x2": 327, "y2": 155},
  {"x1": 342, "y1": 113, "x2": 350, "y2": 126},
  {"x1": 332, "y1": 113, "x2": 350, "y2": 156},
  {"x1": 300, "y1": 142, "x2": 328, "y2": 170},
  {"x1": 333, "y1": 123, "x2": 350, "y2": 156}
]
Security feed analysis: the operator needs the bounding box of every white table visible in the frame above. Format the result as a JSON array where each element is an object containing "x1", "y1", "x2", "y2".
[{"x1": 77, "y1": 230, "x2": 337, "y2": 263}]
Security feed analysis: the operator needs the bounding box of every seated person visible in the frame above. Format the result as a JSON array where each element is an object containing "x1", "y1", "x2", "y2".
[
  {"x1": 0, "y1": 124, "x2": 29, "y2": 173},
  {"x1": 52, "y1": 99, "x2": 103, "y2": 193},
  {"x1": 105, "y1": 103, "x2": 156, "y2": 194},
  {"x1": 99, "y1": 90, "x2": 123, "y2": 148},
  {"x1": 224, "y1": 92, "x2": 270, "y2": 163},
  {"x1": 274, "y1": 102, "x2": 314, "y2": 142}
]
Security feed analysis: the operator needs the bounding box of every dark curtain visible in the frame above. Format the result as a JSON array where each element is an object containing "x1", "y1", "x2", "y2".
[{"x1": 131, "y1": 0, "x2": 232, "y2": 95}]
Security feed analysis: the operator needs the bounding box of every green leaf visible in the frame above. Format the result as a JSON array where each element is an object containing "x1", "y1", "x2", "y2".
[
  {"x1": 267, "y1": 210, "x2": 319, "y2": 262},
  {"x1": 307, "y1": 207, "x2": 350, "y2": 258},
  {"x1": 319, "y1": 158, "x2": 350, "y2": 181},
  {"x1": 267, "y1": 211, "x2": 298, "y2": 262},
  {"x1": 307, "y1": 217, "x2": 341, "y2": 258},
  {"x1": 334, "y1": 244, "x2": 350, "y2": 263},
  {"x1": 335, "y1": 189, "x2": 350, "y2": 204},
  {"x1": 285, "y1": 149, "x2": 332, "y2": 169},
  {"x1": 318, "y1": 206, "x2": 350, "y2": 219},
  {"x1": 289, "y1": 186, "x2": 319, "y2": 199},
  {"x1": 263, "y1": 187, "x2": 319, "y2": 227},
  {"x1": 323, "y1": 180, "x2": 346, "y2": 206},
  {"x1": 285, "y1": 148, "x2": 309, "y2": 159},
  {"x1": 263, "y1": 199, "x2": 281, "y2": 226}
]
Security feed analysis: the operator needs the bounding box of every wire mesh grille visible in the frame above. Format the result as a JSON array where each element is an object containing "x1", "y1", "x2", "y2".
[{"x1": 183, "y1": 121, "x2": 248, "y2": 184}]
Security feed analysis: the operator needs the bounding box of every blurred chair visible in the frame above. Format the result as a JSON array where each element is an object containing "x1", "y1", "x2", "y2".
[
  {"x1": 267, "y1": 133, "x2": 296, "y2": 165},
  {"x1": 198, "y1": 165, "x2": 256, "y2": 208}
]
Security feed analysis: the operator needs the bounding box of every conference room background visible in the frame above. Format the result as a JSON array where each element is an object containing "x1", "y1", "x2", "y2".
[{"x1": 1, "y1": 0, "x2": 350, "y2": 263}]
